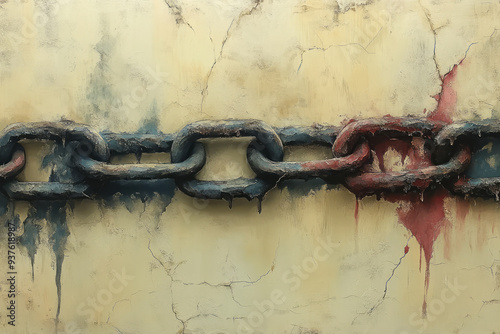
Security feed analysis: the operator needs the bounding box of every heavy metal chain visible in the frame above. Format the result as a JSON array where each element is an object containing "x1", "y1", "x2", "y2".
[{"x1": 0, "y1": 117, "x2": 497, "y2": 207}]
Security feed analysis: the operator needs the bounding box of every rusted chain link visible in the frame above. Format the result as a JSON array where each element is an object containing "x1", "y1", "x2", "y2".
[
  {"x1": 0, "y1": 144, "x2": 25, "y2": 180},
  {"x1": 333, "y1": 117, "x2": 471, "y2": 196},
  {"x1": 0, "y1": 117, "x2": 498, "y2": 205}
]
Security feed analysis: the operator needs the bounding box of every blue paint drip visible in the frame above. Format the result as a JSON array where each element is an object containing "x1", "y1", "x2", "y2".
[
  {"x1": 278, "y1": 178, "x2": 338, "y2": 197},
  {"x1": 99, "y1": 179, "x2": 176, "y2": 213},
  {"x1": 17, "y1": 201, "x2": 69, "y2": 326},
  {"x1": 46, "y1": 202, "x2": 69, "y2": 325},
  {"x1": 0, "y1": 193, "x2": 8, "y2": 216},
  {"x1": 19, "y1": 206, "x2": 43, "y2": 281},
  {"x1": 29, "y1": 141, "x2": 74, "y2": 327}
]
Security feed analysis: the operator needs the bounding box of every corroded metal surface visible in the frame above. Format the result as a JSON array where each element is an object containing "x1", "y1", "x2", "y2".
[
  {"x1": 0, "y1": 117, "x2": 498, "y2": 204},
  {"x1": 0, "y1": 145, "x2": 25, "y2": 180},
  {"x1": 247, "y1": 138, "x2": 370, "y2": 179},
  {"x1": 171, "y1": 119, "x2": 284, "y2": 162},
  {"x1": 436, "y1": 122, "x2": 500, "y2": 197},
  {"x1": 0, "y1": 121, "x2": 109, "y2": 163},
  {"x1": 171, "y1": 119, "x2": 284, "y2": 202},
  {"x1": 75, "y1": 142, "x2": 206, "y2": 180},
  {"x1": 332, "y1": 117, "x2": 446, "y2": 157},
  {"x1": 332, "y1": 117, "x2": 470, "y2": 196},
  {"x1": 2, "y1": 182, "x2": 93, "y2": 201},
  {"x1": 344, "y1": 144, "x2": 471, "y2": 197}
]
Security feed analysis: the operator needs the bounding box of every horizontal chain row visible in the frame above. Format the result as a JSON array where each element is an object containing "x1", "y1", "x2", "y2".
[{"x1": 0, "y1": 117, "x2": 498, "y2": 206}]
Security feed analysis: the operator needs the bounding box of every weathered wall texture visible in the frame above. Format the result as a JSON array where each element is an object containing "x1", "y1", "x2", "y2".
[{"x1": 0, "y1": 0, "x2": 500, "y2": 333}]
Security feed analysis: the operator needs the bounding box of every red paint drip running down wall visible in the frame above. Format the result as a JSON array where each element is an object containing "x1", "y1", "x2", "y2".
[
  {"x1": 385, "y1": 189, "x2": 449, "y2": 315},
  {"x1": 354, "y1": 60, "x2": 469, "y2": 316}
]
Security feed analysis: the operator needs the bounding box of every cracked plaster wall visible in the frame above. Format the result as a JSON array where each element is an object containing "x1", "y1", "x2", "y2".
[{"x1": 0, "y1": 0, "x2": 499, "y2": 333}]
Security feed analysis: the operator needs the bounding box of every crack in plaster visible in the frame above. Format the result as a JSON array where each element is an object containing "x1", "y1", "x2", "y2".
[
  {"x1": 479, "y1": 298, "x2": 500, "y2": 314},
  {"x1": 418, "y1": 0, "x2": 445, "y2": 79},
  {"x1": 290, "y1": 323, "x2": 320, "y2": 334},
  {"x1": 290, "y1": 296, "x2": 337, "y2": 310},
  {"x1": 182, "y1": 240, "x2": 280, "y2": 308},
  {"x1": 112, "y1": 326, "x2": 124, "y2": 334},
  {"x1": 200, "y1": 0, "x2": 264, "y2": 112},
  {"x1": 489, "y1": 28, "x2": 499, "y2": 39},
  {"x1": 418, "y1": 0, "x2": 483, "y2": 124},
  {"x1": 147, "y1": 239, "x2": 278, "y2": 333},
  {"x1": 106, "y1": 290, "x2": 145, "y2": 325},
  {"x1": 381, "y1": 237, "x2": 412, "y2": 300},
  {"x1": 352, "y1": 236, "x2": 412, "y2": 324},
  {"x1": 296, "y1": 43, "x2": 373, "y2": 73},
  {"x1": 335, "y1": 0, "x2": 373, "y2": 14},
  {"x1": 164, "y1": 0, "x2": 194, "y2": 32},
  {"x1": 106, "y1": 298, "x2": 129, "y2": 324},
  {"x1": 147, "y1": 240, "x2": 186, "y2": 333},
  {"x1": 418, "y1": 1, "x2": 477, "y2": 94}
]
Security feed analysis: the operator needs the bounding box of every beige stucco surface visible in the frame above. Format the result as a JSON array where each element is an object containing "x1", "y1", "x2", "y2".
[{"x1": 0, "y1": 0, "x2": 500, "y2": 333}]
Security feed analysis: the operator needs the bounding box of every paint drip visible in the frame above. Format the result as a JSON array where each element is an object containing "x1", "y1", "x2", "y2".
[
  {"x1": 20, "y1": 142, "x2": 73, "y2": 328},
  {"x1": 41, "y1": 202, "x2": 70, "y2": 327},
  {"x1": 354, "y1": 196, "x2": 359, "y2": 252},
  {"x1": 367, "y1": 133, "x2": 447, "y2": 315},
  {"x1": 367, "y1": 58, "x2": 466, "y2": 315},
  {"x1": 455, "y1": 197, "x2": 470, "y2": 232},
  {"x1": 384, "y1": 189, "x2": 449, "y2": 315}
]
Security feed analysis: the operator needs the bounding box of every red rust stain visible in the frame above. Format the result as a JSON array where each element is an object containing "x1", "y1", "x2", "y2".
[
  {"x1": 407, "y1": 137, "x2": 432, "y2": 169},
  {"x1": 354, "y1": 196, "x2": 360, "y2": 221},
  {"x1": 354, "y1": 197, "x2": 360, "y2": 252},
  {"x1": 476, "y1": 212, "x2": 486, "y2": 251},
  {"x1": 455, "y1": 197, "x2": 470, "y2": 231},
  {"x1": 1, "y1": 149, "x2": 26, "y2": 177},
  {"x1": 394, "y1": 61, "x2": 466, "y2": 314},
  {"x1": 443, "y1": 217, "x2": 452, "y2": 261},
  {"x1": 371, "y1": 137, "x2": 412, "y2": 172},
  {"x1": 384, "y1": 188, "x2": 449, "y2": 316},
  {"x1": 427, "y1": 64, "x2": 460, "y2": 124},
  {"x1": 419, "y1": 247, "x2": 423, "y2": 272},
  {"x1": 361, "y1": 133, "x2": 450, "y2": 316},
  {"x1": 404, "y1": 245, "x2": 409, "y2": 254},
  {"x1": 349, "y1": 59, "x2": 466, "y2": 316}
]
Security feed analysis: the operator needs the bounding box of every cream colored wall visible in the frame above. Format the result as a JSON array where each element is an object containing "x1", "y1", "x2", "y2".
[{"x1": 0, "y1": 0, "x2": 499, "y2": 333}]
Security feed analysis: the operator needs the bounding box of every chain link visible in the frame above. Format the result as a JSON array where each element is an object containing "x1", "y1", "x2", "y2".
[
  {"x1": 0, "y1": 121, "x2": 109, "y2": 200},
  {"x1": 171, "y1": 120, "x2": 284, "y2": 204},
  {"x1": 333, "y1": 117, "x2": 471, "y2": 196},
  {"x1": 0, "y1": 117, "x2": 498, "y2": 205},
  {"x1": 436, "y1": 121, "x2": 500, "y2": 198}
]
